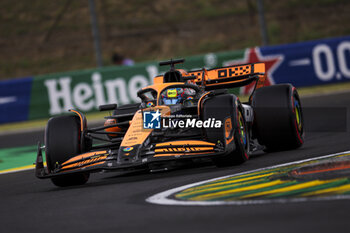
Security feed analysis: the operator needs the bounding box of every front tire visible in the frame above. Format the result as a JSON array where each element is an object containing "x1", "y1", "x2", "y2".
[
  {"x1": 202, "y1": 94, "x2": 249, "y2": 167},
  {"x1": 45, "y1": 115, "x2": 89, "y2": 187}
]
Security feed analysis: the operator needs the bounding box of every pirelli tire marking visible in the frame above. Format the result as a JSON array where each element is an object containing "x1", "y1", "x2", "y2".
[{"x1": 146, "y1": 151, "x2": 350, "y2": 206}]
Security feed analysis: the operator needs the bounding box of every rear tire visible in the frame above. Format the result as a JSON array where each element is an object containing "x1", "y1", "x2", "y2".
[
  {"x1": 202, "y1": 94, "x2": 249, "y2": 167},
  {"x1": 45, "y1": 115, "x2": 89, "y2": 187},
  {"x1": 251, "y1": 84, "x2": 304, "y2": 150}
]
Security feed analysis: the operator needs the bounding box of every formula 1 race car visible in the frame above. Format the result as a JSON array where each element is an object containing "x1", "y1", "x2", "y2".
[{"x1": 35, "y1": 59, "x2": 304, "y2": 187}]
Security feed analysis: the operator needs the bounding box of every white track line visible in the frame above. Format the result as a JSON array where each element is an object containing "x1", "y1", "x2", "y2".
[{"x1": 146, "y1": 150, "x2": 350, "y2": 206}]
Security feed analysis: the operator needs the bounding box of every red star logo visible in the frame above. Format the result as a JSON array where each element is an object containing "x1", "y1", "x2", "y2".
[{"x1": 224, "y1": 47, "x2": 283, "y2": 95}]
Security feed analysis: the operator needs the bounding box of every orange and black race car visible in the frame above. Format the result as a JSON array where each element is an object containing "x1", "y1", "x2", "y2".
[{"x1": 35, "y1": 59, "x2": 304, "y2": 187}]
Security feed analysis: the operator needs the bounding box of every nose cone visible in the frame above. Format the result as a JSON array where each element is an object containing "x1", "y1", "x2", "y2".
[{"x1": 118, "y1": 145, "x2": 141, "y2": 165}]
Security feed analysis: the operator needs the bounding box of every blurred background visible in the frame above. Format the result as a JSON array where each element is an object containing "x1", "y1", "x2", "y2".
[{"x1": 1, "y1": 0, "x2": 349, "y2": 79}]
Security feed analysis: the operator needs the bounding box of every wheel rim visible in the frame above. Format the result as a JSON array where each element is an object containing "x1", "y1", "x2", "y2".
[
  {"x1": 238, "y1": 111, "x2": 247, "y2": 146},
  {"x1": 294, "y1": 98, "x2": 302, "y2": 132}
]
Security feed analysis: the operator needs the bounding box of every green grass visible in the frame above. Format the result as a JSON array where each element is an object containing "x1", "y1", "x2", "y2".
[{"x1": 1, "y1": 0, "x2": 350, "y2": 79}]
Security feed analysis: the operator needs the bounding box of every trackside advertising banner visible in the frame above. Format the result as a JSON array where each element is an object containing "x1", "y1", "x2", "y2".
[
  {"x1": 28, "y1": 50, "x2": 244, "y2": 120},
  {"x1": 0, "y1": 35, "x2": 350, "y2": 123},
  {"x1": 0, "y1": 77, "x2": 32, "y2": 123}
]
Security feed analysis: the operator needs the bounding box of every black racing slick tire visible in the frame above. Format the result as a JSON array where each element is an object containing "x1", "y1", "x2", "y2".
[
  {"x1": 45, "y1": 115, "x2": 89, "y2": 187},
  {"x1": 202, "y1": 94, "x2": 249, "y2": 167},
  {"x1": 251, "y1": 84, "x2": 304, "y2": 150}
]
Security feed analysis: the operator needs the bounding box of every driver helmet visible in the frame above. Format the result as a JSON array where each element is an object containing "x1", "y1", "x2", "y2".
[{"x1": 161, "y1": 88, "x2": 184, "y2": 105}]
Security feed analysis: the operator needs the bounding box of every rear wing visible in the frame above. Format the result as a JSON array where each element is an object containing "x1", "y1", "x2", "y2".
[{"x1": 187, "y1": 63, "x2": 266, "y2": 90}]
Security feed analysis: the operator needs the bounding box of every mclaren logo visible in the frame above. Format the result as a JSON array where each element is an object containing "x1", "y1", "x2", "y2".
[{"x1": 155, "y1": 147, "x2": 213, "y2": 153}]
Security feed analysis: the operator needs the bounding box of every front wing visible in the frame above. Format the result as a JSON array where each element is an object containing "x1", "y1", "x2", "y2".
[{"x1": 35, "y1": 140, "x2": 233, "y2": 179}]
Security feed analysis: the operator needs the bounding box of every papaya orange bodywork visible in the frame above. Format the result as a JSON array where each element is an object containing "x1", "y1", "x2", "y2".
[
  {"x1": 69, "y1": 109, "x2": 85, "y2": 131},
  {"x1": 154, "y1": 140, "x2": 216, "y2": 157},
  {"x1": 155, "y1": 140, "x2": 215, "y2": 147},
  {"x1": 120, "y1": 106, "x2": 171, "y2": 147},
  {"x1": 61, "y1": 151, "x2": 108, "y2": 170},
  {"x1": 150, "y1": 63, "x2": 265, "y2": 94},
  {"x1": 154, "y1": 152, "x2": 215, "y2": 157}
]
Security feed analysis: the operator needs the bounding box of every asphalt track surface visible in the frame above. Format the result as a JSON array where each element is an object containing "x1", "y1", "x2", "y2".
[{"x1": 1, "y1": 92, "x2": 350, "y2": 233}]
